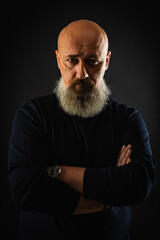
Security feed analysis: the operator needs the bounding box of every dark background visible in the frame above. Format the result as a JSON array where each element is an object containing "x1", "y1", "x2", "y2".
[{"x1": 2, "y1": 2, "x2": 160, "y2": 239}]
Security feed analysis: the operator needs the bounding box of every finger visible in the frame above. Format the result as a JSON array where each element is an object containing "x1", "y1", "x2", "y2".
[
  {"x1": 119, "y1": 145, "x2": 126, "y2": 154},
  {"x1": 117, "y1": 144, "x2": 132, "y2": 166},
  {"x1": 118, "y1": 146, "x2": 130, "y2": 162},
  {"x1": 117, "y1": 146, "x2": 126, "y2": 166},
  {"x1": 117, "y1": 145, "x2": 125, "y2": 165},
  {"x1": 126, "y1": 158, "x2": 131, "y2": 164},
  {"x1": 123, "y1": 149, "x2": 132, "y2": 162},
  {"x1": 126, "y1": 144, "x2": 132, "y2": 149},
  {"x1": 122, "y1": 149, "x2": 132, "y2": 164},
  {"x1": 117, "y1": 147, "x2": 132, "y2": 166}
]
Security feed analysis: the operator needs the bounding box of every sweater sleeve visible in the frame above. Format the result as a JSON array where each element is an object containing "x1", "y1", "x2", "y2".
[
  {"x1": 83, "y1": 108, "x2": 156, "y2": 206},
  {"x1": 8, "y1": 102, "x2": 80, "y2": 215}
]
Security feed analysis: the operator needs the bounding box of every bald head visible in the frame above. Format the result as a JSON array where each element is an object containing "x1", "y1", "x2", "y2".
[
  {"x1": 55, "y1": 19, "x2": 111, "y2": 90},
  {"x1": 57, "y1": 19, "x2": 109, "y2": 53}
]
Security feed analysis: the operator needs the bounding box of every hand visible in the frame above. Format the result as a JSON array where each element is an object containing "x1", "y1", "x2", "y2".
[
  {"x1": 104, "y1": 144, "x2": 132, "y2": 211},
  {"x1": 48, "y1": 144, "x2": 132, "y2": 215},
  {"x1": 117, "y1": 144, "x2": 132, "y2": 167},
  {"x1": 73, "y1": 195, "x2": 104, "y2": 215}
]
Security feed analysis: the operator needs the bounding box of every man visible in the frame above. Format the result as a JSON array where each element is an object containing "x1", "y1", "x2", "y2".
[{"x1": 8, "y1": 20, "x2": 156, "y2": 240}]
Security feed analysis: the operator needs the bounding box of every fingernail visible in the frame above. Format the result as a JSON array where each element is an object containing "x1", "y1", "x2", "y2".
[
  {"x1": 121, "y1": 145, "x2": 125, "y2": 150},
  {"x1": 127, "y1": 158, "x2": 131, "y2": 164}
]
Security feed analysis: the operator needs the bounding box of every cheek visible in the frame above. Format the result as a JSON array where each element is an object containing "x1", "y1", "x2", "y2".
[
  {"x1": 90, "y1": 66, "x2": 106, "y2": 87},
  {"x1": 92, "y1": 66, "x2": 106, "y2": 81},
  {"x1": 60, "y1": 66, "x2": 76, "y2": 88}
]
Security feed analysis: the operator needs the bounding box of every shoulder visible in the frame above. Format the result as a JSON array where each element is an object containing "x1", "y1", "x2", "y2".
[
  {"x1": 14, "y1": 93, "x2": 59, "y2": 127},
  {"x1": 17, "y1": 93, "x2": 58, "y2": 115},
  {"x1": 107, "y1": 98, "x2": 146, "y2": 131},
  {"x1": 20, "y1": 93, "x2": 57, "y2": 109},
  {"x1": 109, "y1": 98, "x2": 137, "y2": 114},
  {"x1": 108, "y1": 98, "x2": 140, "y2": 118}
]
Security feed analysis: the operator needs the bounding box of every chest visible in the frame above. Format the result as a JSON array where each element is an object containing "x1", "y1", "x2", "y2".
[{"x1": 47, "y1": 112, "x2": 119, "y2": 168}]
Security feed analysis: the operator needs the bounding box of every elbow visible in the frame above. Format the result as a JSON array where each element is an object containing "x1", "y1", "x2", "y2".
[
  {"x1": 10, "y1": 184, "x2": 31, "y2": 211},
  {"x1": 130, "y1": 156, "x2": 156, "y2": 206},
  {"x1": 131, "y1": 172, "x2": 156, "y2": 206},
  {"x1": 8, "y1": 170, "x2": 35, "y2": 212},
  {"x1": 134, "y1": 187, "x2": 149, "y2": 205}
]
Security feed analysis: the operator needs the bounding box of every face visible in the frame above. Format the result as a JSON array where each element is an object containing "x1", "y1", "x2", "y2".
[{"x1": 55, "y1": 32, "x2": 111, "y2": 90}]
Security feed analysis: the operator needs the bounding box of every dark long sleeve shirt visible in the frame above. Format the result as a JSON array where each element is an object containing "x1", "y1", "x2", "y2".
[{"x1": 8, "y1": 93, "x2": 156, "y2": 240}]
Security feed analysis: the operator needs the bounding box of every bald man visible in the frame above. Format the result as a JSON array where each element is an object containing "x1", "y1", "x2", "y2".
[{"x1": 8, "y1": 20, "x2": 156, "y2": 240}]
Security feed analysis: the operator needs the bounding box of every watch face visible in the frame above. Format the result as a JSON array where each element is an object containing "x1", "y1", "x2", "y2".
[{"x1": 48, "y1": 165, "x2": 61, "y2": 178}]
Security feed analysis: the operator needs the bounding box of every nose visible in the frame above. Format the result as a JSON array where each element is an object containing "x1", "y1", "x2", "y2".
[{"x1": 76, "y1": 61, "x2": 89, "y2": 80}]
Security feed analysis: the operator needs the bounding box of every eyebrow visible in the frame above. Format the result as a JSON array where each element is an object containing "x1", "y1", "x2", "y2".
[
  {"x1": 66, "y1": 54, "x2": 80, "y2": 58},
  {"x1": 65, "y1": 54, "x2": 98, "y2": 58}
]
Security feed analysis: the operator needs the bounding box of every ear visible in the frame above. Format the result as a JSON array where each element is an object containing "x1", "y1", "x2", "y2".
[
  {"x1": 55, "y1": 50, "x2": 60, "y2": 69},
  {"x1": 105, "y1": 51, "x2": 111, "y2": 71}
]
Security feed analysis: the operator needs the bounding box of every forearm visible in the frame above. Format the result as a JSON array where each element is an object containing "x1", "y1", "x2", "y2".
[
  {"x1": 8, "y1": 167, "x2": 80, "y2": 215},
  {"x1": 83, "y1": 152, "x2": 155, "y2": 206},
  {"x1": 59, "y1": 166, "x2": 106, "y2": 214},
  {"x1": 59, "y1": 166, "x2": 86, "y2": 194},
  {"x1": 73, "y1": 195, "x2": 104, "y2": 215},
  {"x1": 58, "y1": 145, "x2": 132, "y2": 195},
  {"x1": 53, "y1": 145, "x2": 132, "y2": 214}
]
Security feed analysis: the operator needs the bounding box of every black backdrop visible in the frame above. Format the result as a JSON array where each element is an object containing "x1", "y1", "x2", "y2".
[{"x1": 2, "y1": 2, "x2": 160, "y2": 239}]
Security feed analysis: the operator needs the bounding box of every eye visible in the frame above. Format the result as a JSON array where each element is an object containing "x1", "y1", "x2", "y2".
[
  {"x1": 67, "y1": 58, "x2": 79, "y2": 65},
  {"x1": 86, "y1": 59, "x2": 99, "y2": 67}
]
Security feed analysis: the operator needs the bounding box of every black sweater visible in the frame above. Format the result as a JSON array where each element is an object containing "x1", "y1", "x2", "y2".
[{"x1": 8, "y1": 93, "x2": 156, "y2": 240}]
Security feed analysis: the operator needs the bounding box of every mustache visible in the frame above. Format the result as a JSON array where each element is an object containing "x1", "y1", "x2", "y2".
[{"x1": 69, "y1": 78, "x2": 95, "y2": 89}]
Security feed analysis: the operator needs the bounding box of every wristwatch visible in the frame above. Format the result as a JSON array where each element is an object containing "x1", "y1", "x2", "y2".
[{"x1": 47, "y1": 165, "x2": 62, "y2": 179}]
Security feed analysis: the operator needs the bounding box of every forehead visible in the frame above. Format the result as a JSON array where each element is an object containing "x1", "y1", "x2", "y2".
[{"x1": 59, "y1": 32, "x2": 107, "y2": 57}]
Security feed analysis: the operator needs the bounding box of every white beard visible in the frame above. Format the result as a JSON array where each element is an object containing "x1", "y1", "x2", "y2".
[{"x1": 54, "y1": 77, "x2": 111, "y2": 118}]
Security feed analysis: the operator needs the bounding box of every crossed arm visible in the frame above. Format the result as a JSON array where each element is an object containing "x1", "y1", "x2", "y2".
[{"x1": 48, "y1": 144, "x2": 132, "y2": 215}]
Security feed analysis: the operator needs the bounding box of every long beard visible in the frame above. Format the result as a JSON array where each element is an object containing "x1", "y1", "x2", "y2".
[{"x1": 54, "y1": 77, "x2": 111, "y2": 118}]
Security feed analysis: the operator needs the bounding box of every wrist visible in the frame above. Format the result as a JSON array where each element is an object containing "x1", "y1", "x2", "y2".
[
  {"x1": 47, "y1": 165, "x2": 62, "y2": 179},
  {"x1": 59, "y1": 166, "x2": 86, "y2": 194}
]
